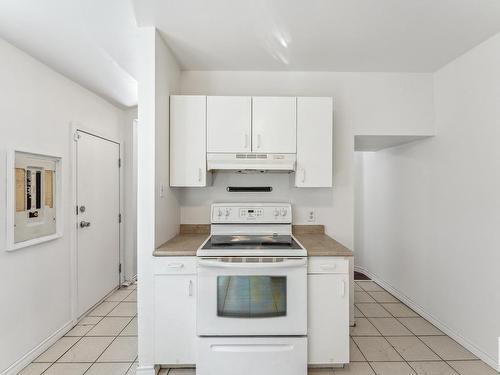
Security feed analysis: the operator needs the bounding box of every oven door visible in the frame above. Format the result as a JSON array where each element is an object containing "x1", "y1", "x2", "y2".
[{"x1": 197, "y1": 257, "x2": 307, "y2": 336}]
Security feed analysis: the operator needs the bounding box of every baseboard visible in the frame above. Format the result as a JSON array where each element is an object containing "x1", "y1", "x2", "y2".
[
  {"x1": 1, "y1": 319, "x2": 76, "y2": 375},
  {"x1": 354, "y1": 266, "x2": 500, "y2": 372}
]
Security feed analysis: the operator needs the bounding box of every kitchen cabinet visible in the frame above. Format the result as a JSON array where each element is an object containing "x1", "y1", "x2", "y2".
[
  {"x1": 207, "y1": 96, "x2": 251, "y2": 153},
  {"x1": 296, "y1": 97, "x2": 333, "y2": 187},
  {"x1": 170, "y1": 95, "x2": 208, "y2": 186},
  {"x1": 252, "y1": 97, "x2": 296, "y2": 153},
  {"x1": 154, "y1": 257, "x2": 196, "y2": 365},
  {"x1": 308, "y1": 257, "x2": 349, "y2": 366}
]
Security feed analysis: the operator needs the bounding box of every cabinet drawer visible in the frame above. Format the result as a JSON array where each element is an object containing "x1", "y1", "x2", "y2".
[
  {"x1": 308, "y1": 257, "x2": 348, "y2": 274},
  {"x1": 154, "y1": 257, "x2": 197, "y2": 275}
]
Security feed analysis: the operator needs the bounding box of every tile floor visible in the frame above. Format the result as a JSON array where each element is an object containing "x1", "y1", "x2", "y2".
[{"x1": 18, "y1": 280, "x2": 498, "y2": 375}]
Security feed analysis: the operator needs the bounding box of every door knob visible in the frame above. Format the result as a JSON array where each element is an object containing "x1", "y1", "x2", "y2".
[{"x1": 80, "y1": 221, "x2": 91, "y2": 228}]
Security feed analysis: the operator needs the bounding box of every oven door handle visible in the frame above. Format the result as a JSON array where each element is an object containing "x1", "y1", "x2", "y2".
[{"x1": 198, "y1": 258, "x2": 307, "y2": 269}]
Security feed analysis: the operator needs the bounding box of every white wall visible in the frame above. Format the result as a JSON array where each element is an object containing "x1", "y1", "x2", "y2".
[
  {"x1": 355, "y1": 32, "x2": 500, "y2": 370},
  {"x1": 179, "y1": 71, "x2": 434, "y2": 247},
  {"x1": 121, "y1": 106, "x2": 138, "y2": 281},
  {"x1": 137, "y1": 28, "x2": 180, "y2": 373},
  {"x1": 0, "y1": 38, "x2": 127, "y2": 373}
]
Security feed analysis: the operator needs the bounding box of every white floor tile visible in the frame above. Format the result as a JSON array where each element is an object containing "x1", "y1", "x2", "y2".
[
  {"x1": 352, "y1": 337, "x2": 403, "y2": 362},
  {"x1": 398, "y1": 317, "x2": 443, "y2": 336},
  {"x1": 58, "y1": 337, "x2": 114, "y2": 362},
  {"x1": 108, "y1": 302, "x2": 137, "y2": 317},
  {"x1": 17, "y1": 363, "x2": 51, "y2": 375},
  {"x1": 356, "y1": 304, "x2": 391, "y2": 318},
  {"x1": 386, "y1": 336, "x2": 440, "y2": 361},
  {"x1": 369, "y1": 318, "x2": 412, "y2": 336},
  {"x1": 88, "y1": 302, "x2": 120, "y2": 317},
  {"x1": 85, "y1": 362, "x2": 132, "y2": 375},
  {"x1": 120, "y1": 317, "x2": 138, "y2": 336},
  {"x1": 370, "y1": 362, "x2": 416, "y2": 375},
  {"x1": 334, "y1": 362, "x2": 375, "y2": 374},
  {"x1": 34, "y1": 337, "x2": 80, "y2": 362},
  {"x1": 380, "y1": 303, "x2": 418, "y2": 318},
  {"x1": 350, "y1": 318, "x2": 381, "y2": 336},
  {"x1": 408, "y1": 361, "x2": 459, "y2": 375},
  {"x1": 97, "y1": 336, "x2": 138, "y2": 362},
  {"x1": 87, "y1": 317, "x2": 133, "y2": 336},
  {"x1": 43, "y1": 363, "x2": 91, "y2": 375},
  {"x1": 419, "y1": 336, "x2": 477, "y2": 360},
  {"x1": 447, "y1": 360, "x2": 498, "y2": 375}
]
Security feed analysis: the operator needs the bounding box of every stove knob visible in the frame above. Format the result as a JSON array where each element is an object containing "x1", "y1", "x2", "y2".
[
  {"x1": 225, "y1": 208, "x2": 231, "y2": 217},
  {"x1": 217, "y1": 209, "x2": 223, "y2": 217},
  {"x1": 274, "y1": 208, "x2": 280, "y2": 217},
  {"x1": 280, "y1": 208, "x2": 287, "y2": 216}
]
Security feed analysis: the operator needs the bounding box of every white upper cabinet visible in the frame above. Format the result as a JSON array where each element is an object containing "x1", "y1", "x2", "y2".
[
  {"x1": 170, "y1": 95, "x2": 208, "y2": 187},
  {"x1": 207, "y1": 96, "x2": 252, "y2": 153},
  {"x1": 295, "y1": 97, "x2": 333, "y2": 187},
  {"x1": 252, "y1": 97, "x2": 297, "y2": 153}
]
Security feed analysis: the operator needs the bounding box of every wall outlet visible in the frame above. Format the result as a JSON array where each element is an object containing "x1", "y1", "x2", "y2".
[{"x1": 307, "y1": 209, "x2": 316, "y2": 222}]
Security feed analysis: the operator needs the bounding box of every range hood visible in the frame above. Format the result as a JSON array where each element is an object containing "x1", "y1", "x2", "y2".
[{"x1": 207, "y1": 153, "x2": 296, "y2": 172}]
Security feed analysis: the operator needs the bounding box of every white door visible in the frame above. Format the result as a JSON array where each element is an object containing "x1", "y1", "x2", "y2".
[
  {"x1": 308, "y1": 273, "x2": 349, "y2": 364},
  {"x1": 76, "y1": 130, "x2": 120, "y2": 316},
  {"x1": 207, "y1": 96, "x2": 251, "y2": 153},
  {"x1": 296, "y1": 97, "x2": 333, "y2": 187},
  {"x1": 252, "y1": 97, "x2": 296, "y2": 153},
  {"x1": 154, "y1": 274, "x2": 196, "y2": 364},
  {"x1": 170, "y1": 95, "x2": 207, "y2": 186}
]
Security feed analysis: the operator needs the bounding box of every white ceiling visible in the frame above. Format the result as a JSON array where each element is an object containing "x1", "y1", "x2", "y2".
[
  {"x1": 2, "y1": 1, "x2": 500, "y2": 108},
  {"x1": 134, "y1": 0, "x2": 500, "y2": 72},
  {"x1": 0, "y1": 0, "x2": 139, "y2": 108}
]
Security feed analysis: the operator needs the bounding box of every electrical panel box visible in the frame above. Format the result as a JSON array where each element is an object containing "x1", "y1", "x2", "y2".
[{"x1": 14, "y1": 152, "x2": 58, "y2": 244}]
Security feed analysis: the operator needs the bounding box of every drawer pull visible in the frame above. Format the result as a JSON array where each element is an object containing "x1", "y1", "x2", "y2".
[
  {"x1": 189, "y1": 280, "x2": 193, "y2": 296},
  {"x1": 167, "y1": 263, "x2": 184, "y2": 268},
  {"x1": 340, "y1": 280, "x2": 346, "y2": 297}
]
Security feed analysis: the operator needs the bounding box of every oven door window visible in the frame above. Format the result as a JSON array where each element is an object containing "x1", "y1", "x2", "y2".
[{"x1": 217, "y1": 276, "x2": 286, "y2": 318}]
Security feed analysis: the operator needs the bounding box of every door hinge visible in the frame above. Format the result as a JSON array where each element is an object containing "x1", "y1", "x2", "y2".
[
  {"x1": 119, "y1": 263, "x2": 122, "y2": 273},
  {"x1": 74, "y1": 132, "x2": 80, "y2": 142},
  {"x1": 118, "y1": 158, "x2": 122, "y2": 168},
  {"x1": 118, "y1": 213, "x2": 122, "y2": 223}
]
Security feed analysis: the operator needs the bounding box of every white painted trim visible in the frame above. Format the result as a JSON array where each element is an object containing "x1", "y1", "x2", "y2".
[
  {"x1": 0, "y1": 319, "x2": 75, "y2": 375},
  {"x1": 70, "y1": 123, "x2": 123, "y2": 320},
  {"x1": 4, "y1": 149, "x2": 63, "y2": 251},
  {"x1": 354, "y1": 265, "x2": 500, "y2": 372}
]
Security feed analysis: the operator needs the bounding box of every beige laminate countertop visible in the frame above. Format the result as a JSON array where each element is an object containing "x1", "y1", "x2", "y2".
[{"x1": 153, "y1": 224, "x2": 353, "y2": 258}]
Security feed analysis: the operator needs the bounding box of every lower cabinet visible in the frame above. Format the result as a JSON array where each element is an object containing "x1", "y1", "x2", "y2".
[
  {"x1": 308, "y1": 257, "x2": 350, "y2": 366},
  {"x1": 154, "y1": 258, "x2": 196, "y2": 365}
]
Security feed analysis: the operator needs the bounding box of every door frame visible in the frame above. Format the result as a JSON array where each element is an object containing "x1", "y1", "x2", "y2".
[{"x1": 70, "y1": 123, "x2": 123, "y2": 320}]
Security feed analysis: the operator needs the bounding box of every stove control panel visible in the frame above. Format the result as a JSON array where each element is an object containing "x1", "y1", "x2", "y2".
[{"x1": 211, "y1": 203, "x2": 292, "y2": 223}]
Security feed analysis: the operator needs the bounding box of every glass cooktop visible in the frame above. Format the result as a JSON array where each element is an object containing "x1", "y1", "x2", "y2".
[{"x1": 202, "y1": 235, "x2": 303, "y2": 250}]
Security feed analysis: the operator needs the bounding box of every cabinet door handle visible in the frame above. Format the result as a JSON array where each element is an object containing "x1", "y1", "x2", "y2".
[
  {"x1": 198, "y1": 168, "x2": 202, "y2": 182},
  {"x1": 257, "y1": 134, "x2": 261, "y2": 149},
  {"x1": 188, "y1": 280, "x2": 193, "y2": 296},
  {"x1": 244, "y1": 134, "x2": 249, "y2": 149},
  {"x1": 301, "y1": 169, "x2": 306, "y2": 183},
  {"x1": 340, "y1": 280, "x2": 346, "y2": 297}
]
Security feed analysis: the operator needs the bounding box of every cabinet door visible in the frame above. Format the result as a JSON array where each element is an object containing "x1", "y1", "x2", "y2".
[
  {"x1": 296, "y1": 97, "x2": 333, "y2": 187},
  {"x1": 308, "y1": 273, "x2": 349, "y2": 365},
  {"x1": 170, "y1": 95, "x2": 207, "y2": 186},
  {"x1": 252, "y1": 97, "x2": 296, "y2": 153},
  {"x1": 154, "y1": 274, "x2": 196, "y2": 365},
  {"x1": 207, "y1": 96, "x2": 251, "y2": 153}
]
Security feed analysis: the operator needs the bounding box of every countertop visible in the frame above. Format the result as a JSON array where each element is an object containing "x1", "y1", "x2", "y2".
[{"x1": 153, "y1": 224, "x2": 353, "y2": 257}]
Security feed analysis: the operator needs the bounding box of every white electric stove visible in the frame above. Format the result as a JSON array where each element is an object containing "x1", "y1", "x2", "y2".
[{"x1": 196, "y1": 203, "x2": 308, "y2": 375}]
